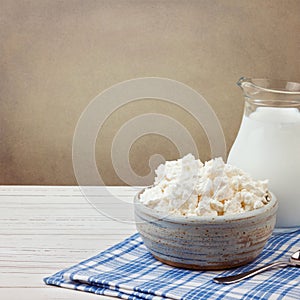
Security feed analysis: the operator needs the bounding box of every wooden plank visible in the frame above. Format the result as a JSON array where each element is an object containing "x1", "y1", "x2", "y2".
[
  {"x1": 0, "y1": 195, "x2": 134, "y2": 204},
  {"x1": 0, "y1": 186, "x2": 138, "y2": 299},
  {"x1": 0, "y1": 287, "x2": 114, "y2": 300},
  {"x1": 0, "y1": 186, "x2": 143, "y2": 196}
]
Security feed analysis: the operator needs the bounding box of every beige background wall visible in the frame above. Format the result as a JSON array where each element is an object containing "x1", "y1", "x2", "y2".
[{"x1": 1, "y1": 0, "x2": 299, "y2": 185}]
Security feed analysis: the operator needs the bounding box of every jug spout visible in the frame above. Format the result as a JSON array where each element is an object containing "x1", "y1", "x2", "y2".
[
  {"x1": 236, "y1": 77, "x2": 261, "y2": 99},
  {"x1": 237, "y1": 77, "x2": 251, "y2": 88}
]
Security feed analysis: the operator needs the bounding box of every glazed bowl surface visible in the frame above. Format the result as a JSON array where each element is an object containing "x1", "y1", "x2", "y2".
[{"x1": 134, "y1": 190, "x2": 278, "y2": 270}]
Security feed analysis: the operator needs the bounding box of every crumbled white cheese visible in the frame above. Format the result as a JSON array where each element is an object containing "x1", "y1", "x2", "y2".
[{"x1": 139, "y1": 154, "x2": 270, "y2": 216}]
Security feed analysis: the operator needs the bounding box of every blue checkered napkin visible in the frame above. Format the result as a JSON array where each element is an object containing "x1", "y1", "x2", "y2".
[{"x1": 44, "y1": 230, "x2": 300, "y2": 300}]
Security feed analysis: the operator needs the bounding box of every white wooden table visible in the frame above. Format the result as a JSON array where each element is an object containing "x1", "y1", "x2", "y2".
[{"x1": 0, "y1": 186, "x2": 140, "y2": 299}]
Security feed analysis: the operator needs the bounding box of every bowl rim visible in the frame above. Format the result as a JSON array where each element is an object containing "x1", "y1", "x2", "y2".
[{"x1": 134, "y1": 188, "x2": 278, "y2": 224}]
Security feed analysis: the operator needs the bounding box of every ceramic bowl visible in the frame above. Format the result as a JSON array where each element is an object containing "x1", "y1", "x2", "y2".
[{"x1": 134, "y1": 190, "x2": 278, "y2": 270}]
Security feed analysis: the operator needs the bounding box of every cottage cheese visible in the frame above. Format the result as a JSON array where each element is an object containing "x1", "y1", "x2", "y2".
[{"x1": 139, "y1": 154, "x2": 270, "y2": 216}]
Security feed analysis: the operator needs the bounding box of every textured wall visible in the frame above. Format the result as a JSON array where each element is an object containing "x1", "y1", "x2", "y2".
[{"x1": 1, "y1": 0, "x2": 300, "y2": 185}]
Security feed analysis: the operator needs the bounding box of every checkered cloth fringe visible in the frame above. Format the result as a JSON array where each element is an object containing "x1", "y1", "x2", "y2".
[{"x1": 44, "y1": 230, "x2": 300, "y2": 300}]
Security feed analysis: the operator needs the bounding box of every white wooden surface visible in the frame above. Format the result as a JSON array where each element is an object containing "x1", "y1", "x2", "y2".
[{"x1": 0, "y1": 186, "x2": 140, "y2": 300}]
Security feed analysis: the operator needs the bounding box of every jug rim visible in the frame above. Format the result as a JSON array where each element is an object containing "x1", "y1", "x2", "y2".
[{"x1": 237, "y1": 77, "x2": 300, "y2": 95}]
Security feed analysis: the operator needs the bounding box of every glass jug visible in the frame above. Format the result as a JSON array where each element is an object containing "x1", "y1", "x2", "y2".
[{"x1": 227, "y1": 77, "x2": 300, "y2": 233}]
